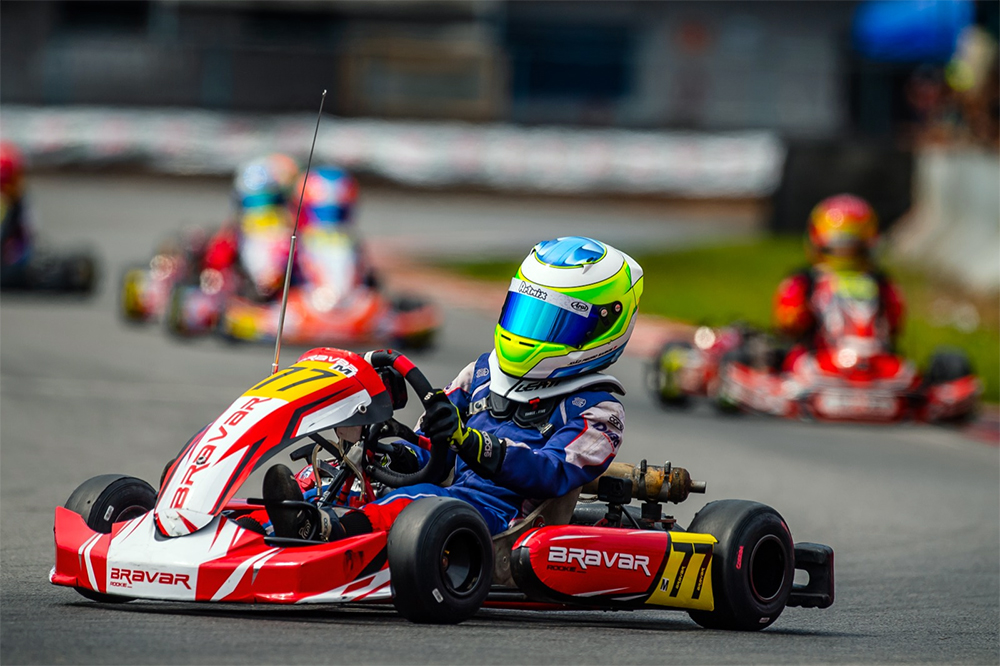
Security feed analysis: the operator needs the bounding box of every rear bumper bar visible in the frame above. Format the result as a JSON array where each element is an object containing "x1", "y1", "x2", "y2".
[{"x1": 788, "y1": 542, "x2": 835, "y2": 609}]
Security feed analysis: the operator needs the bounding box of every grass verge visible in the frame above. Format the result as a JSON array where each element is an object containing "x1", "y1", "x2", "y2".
[{"x1": 442, "y1": 236, "x2": 999, "y2": 402}]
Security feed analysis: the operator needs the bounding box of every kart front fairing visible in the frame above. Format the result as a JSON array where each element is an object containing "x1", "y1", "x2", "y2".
[
  {"x1": 51, "y1": 508, "x2": 391, "y2": 603},
  {"x1": 51, "y1": 348, "x2": 396, "y2": 602}
]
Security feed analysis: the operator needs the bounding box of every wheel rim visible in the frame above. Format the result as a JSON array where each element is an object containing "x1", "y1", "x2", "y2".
[
  {"x1": 438, "y1": 528, "x2": 484, "y2": 598},
  {"x1": 114, "y1": 503, "x2": 150, "y2": 524},
  {"x1": 748, "y1": 534, "x2": 786, "y2": 603}
]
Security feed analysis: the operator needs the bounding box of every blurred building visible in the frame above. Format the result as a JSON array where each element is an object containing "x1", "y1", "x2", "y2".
[{"x1": 2, "y1": 0, "x2": 860, "y2": 137}]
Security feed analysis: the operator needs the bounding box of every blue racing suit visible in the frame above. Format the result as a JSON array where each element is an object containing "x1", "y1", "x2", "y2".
[{"x1": 369, "y1": 352, "x2": 626, "y2": 535}]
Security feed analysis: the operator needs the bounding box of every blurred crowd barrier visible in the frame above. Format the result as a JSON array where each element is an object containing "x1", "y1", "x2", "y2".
[
  {"x1": 0, "y1": 104, "x2": 783, "y2": 198},
  {"x1": 894, "y1": 146, "x2": 1000, "y2": 293}
]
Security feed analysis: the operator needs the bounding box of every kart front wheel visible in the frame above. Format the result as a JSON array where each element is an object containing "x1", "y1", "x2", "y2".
[
  {"x1": 388, "y1": 497, "x2": 493, "y2": 624},
  {"x1": 713, "y1": 349, "x2": 751, "y2": 415},
  {"x1": 649, "y1": 341, "x2": 693, "y2": 409},
  {"x1": 120, "y1": 266, "x2": 151, "y2": 322},
  {"x1": 63, "y1": 474, "x2": 156, "y2": 603},
  {"x1": 687, "y1": 500, "x2": 794, "y2": 631}
]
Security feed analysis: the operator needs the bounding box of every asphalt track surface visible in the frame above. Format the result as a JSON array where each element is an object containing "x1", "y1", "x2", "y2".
[{"x1": 2, "y1": 174, "x2": 998, "y2": 665}]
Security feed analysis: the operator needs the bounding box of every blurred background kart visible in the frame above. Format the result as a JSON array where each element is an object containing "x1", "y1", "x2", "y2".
[
  {"x1": 649, "y1": 323, "x2": 980, "y2": 423},
  {"x1": 1, "y1": 140, "x2": 97, "y2": 293}
]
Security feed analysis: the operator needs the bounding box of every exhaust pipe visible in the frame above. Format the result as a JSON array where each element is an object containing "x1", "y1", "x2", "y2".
[{"x1": 582, "y1": 461, "x2": 706, "y2": 504}]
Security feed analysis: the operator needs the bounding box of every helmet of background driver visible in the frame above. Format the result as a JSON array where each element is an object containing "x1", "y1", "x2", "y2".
[
  {"x1": 232, "y1": 154, "x2": 298, "y2": 213},
  {"x1": 292, "y1": 167, "x2": 359, "y2": 230},
  {"x1": 807, "y1": 194, "x2": 879, "y2": 271},
  {"x1": 232, "y1": 154, "x2": 298, "y2": 298},
  {"x1": 494, "y1": 236, "x2": 644, "y2": 380}
]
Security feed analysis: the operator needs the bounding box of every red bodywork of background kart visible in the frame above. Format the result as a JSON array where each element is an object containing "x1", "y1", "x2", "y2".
[{"x1": 650, "y1": 325, "x2": 980, "y2": 423}]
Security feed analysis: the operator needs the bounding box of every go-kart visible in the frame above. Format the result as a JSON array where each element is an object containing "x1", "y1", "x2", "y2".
[
  {"x1": 121, "y1": 226, "x2": 439, "y2": 350},
  {"x1": 649, "y1": 324, "x2": 980, "y2": 423},
  {"x1": 52, "y1": 348, "x2": 834, "y2": 630}
]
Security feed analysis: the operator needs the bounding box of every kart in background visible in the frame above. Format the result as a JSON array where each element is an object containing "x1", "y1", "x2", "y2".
[
  {"x1": 53, "y1": 348, "x2": 834, "y2": 631},
  {"x1": 1, "y1": 245, "x2": 97, "y2": 293},
  {"x1": 121, "y1": 226, "x2": 439, "y2": 350},
  {"x1": 214, "y1": 228, "x2": 438, "y2": 350},
  {"x1": 648, "y1": 324, "x2": 980, "y2": 423}
]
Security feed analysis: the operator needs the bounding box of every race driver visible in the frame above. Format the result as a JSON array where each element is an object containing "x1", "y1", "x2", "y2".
[
  {"x1": 265, "y1": 236, "x2": 644, "y2": 540},
  {"x1": 773, "y1": 194, "x2": 906, "y2": 372},
  {"x1": 0, "y1": 141, "x2": 35, "y2": 287}
]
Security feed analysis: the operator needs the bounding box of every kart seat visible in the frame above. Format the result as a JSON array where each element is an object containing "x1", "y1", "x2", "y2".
[{"x1": 491, "y1": 488, "x2": 581, "y2": 588}]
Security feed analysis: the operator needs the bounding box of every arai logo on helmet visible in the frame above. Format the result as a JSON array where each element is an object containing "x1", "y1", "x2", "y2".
[{"x1": 570, "y1": 301, "x2": 588, "y2": 312}]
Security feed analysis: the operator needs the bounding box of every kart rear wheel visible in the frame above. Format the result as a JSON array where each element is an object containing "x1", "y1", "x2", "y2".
[
  {"x1": 686, "y1": 500, "x2": 793, "y2": 631},
  {"x1": 394, "y1": 328, "x2": 436, "y2": 352},
  {"x1": 392, "y1": 296, "x2": 437, "y2": 352},
  {"x1": 649, "y1": 342, "x2": 693, "y2": 409},
  {"x1": 388, "y1": 497, "x2": 493, "y2": 624},
  {"x1": 924, "y1": 349, "x2": 978, "y2": 424},
  {"x1": 926, "y1": 349, "x2": 974, "y2": 384},
  {"x1": 60, "y1": 253, "x2": 96, "y2": 293},
  {"x1": 64, "y1": 474, "x2": 156, "y2": 603}
]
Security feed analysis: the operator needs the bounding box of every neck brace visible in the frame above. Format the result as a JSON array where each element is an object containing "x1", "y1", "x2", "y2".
[{"x1": 487, "y1": 351, "x2": 625, "y2": 403}]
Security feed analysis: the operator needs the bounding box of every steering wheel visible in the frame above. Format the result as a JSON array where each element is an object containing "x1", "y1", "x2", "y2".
[{"x1": 362, "y1": 350, "x2": 451, "y2": 488}]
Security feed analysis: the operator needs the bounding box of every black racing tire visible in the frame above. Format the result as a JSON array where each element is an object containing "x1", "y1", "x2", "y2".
[
  {"x1": 394, "y1": 328, "x2": 437, "y2": 353},
  {"x1": 63, "y1": 474, "x2": 157, "y2": 603},
  {"x1": 924, "y1": 349, "x2": 978, "y2": 424},
  {"x1": 62, "y1": 253, "x2": 97, "y2": 294},
  {"x1": 686, "y1": 500, "x2": 794, "y2": 631},
  {"x1": 649, "y1": 341, "x2": 693, "y2": 409},
  {"x1": 165, "y1": 284, "x2": 210, "y2": 339},
  {"x1": 925, "y1": 348, "x2": 974, "y2": 385},
  {"x1": 391, "y1": 296, "x2": 438, "y2": 352},
  {"x1": 388, "y1": 497, "x2": 493, "y2": 624}
]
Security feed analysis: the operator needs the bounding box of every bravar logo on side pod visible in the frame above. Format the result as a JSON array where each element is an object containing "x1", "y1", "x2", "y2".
[{"x1": 547, "y1": 546, "x2": 651, "y2": 576}]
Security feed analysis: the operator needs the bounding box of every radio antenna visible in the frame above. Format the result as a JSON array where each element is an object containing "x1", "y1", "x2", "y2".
[{"x1": 272, "y1": 89, "x2": 327, "y2": 375}]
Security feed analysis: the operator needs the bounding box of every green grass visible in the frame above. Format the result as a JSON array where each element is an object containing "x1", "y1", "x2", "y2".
[{"x1": 442, "y1": 237, "x2": 1000, "y2": 402}]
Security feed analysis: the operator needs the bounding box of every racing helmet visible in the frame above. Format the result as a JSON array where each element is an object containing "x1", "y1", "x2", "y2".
[
  {"x1": 292, "y1": 167, "x2": 359, "y2": 229},
  {"x1": 232, "y1": 155, "x2": 298, "y2": 298},
  {"x1": 495, "y1": 237, "x2": 644, "y2": 380},
  {"x1": 807, "y1": 194, "x2": 878, "y2": 270},
  {"x1": 0, "y1": 141, "x2": 24, "y2": 202},
  {"x1": 232, "y1": 154, "x2": 299, "y2": 212}
]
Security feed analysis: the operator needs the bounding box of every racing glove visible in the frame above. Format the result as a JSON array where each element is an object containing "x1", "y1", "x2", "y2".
[
  {"x1": 379, "y1": 442, "x2": 421, "y2": 474},
  {"x1": 421, "y1": 390, "x2": 505, "y2": 479}
]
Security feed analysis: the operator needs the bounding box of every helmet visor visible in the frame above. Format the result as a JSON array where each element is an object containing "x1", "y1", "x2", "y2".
[
  {"x1": 306, "y1": 204, "x2": 350, "y2": 225},
  {"x1": 498, "y1": 279, "x2": 597, "y2": 347},
  {"x1": 241, "y1": 192, "x2": 284, "y2": 209}
]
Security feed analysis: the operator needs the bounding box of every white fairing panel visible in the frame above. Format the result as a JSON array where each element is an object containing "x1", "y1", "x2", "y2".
[
  {"x1": 294, "y1": 390, "x2": 370, "y2": 437},
  {"x1": 102, "y1": 513, "x2": 243, "y2": 601},
  {"x1": 155, "y1": 395, "x2": 286, "y2": 536}
]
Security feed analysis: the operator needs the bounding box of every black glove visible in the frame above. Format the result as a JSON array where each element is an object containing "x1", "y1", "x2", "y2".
[
  {"x1": 421, "y1": 390, "x2": 505, "y2": 479},
  {"x1": 380, "y1": 442, "x2": 421, "y2": 475}
]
